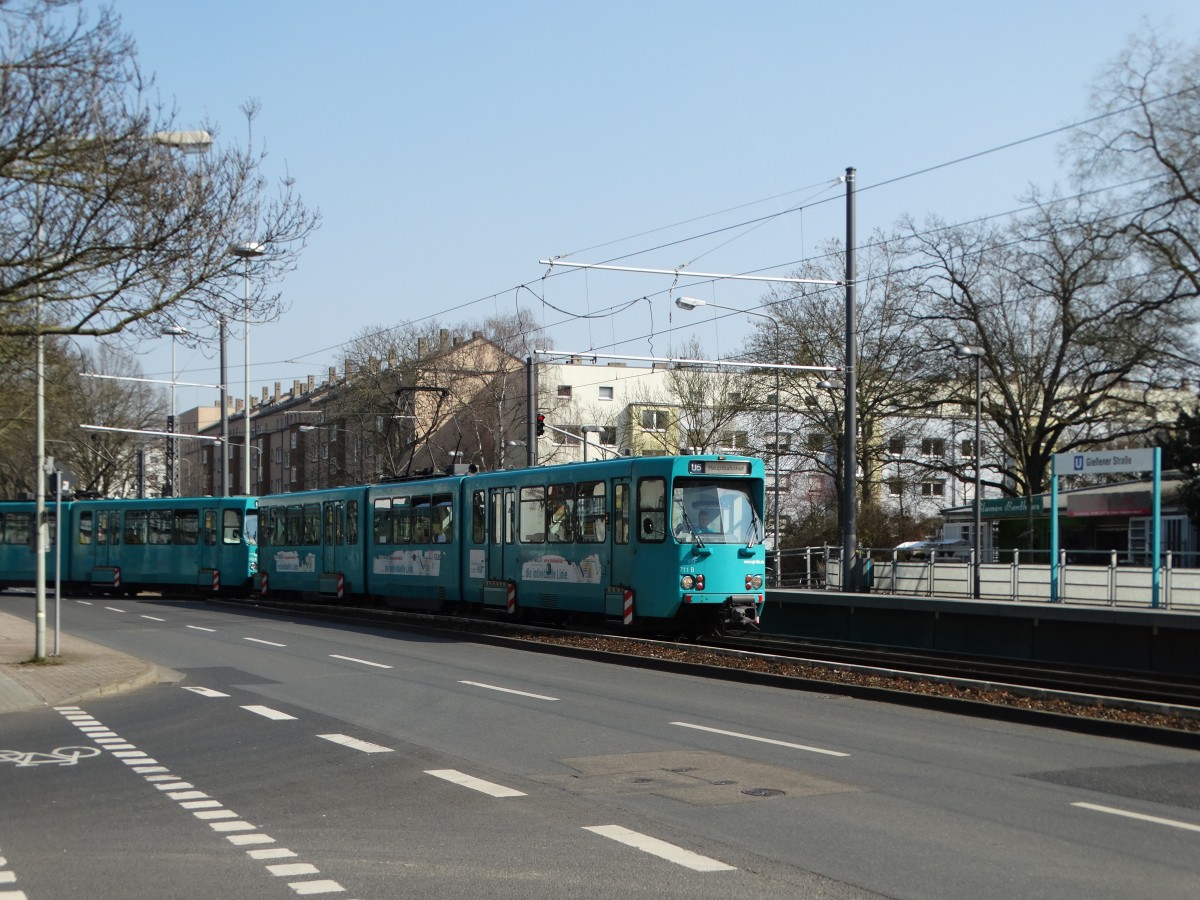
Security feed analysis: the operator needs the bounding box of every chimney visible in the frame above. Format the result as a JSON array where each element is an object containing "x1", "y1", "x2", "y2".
[
  {"x1": 439, "y1": 328, "x2": 449, "y2": 350},
  {"x1": 273, "y1": 382, "x2": 281, "y2": 401},
  {"x1": 293, "y1": 380, "x2": 301, "y2": 396},
  {"x1": 262, "y1": 387, "x2": 268, "y2": 403},
  {"x1": 387, "y1": 349, "x2": 397, "y2": 368},
  {"x1": 417, "y1": 338, "x2": 426, "y2": 357},
  {"x1": 307, "y1": 374, "x2": 315, "y2": 392},
  {"x1": 329, "y1": 366, "x2": 336, "y2": 383}
]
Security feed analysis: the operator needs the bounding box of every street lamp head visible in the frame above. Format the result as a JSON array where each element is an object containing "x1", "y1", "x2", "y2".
[
  {"x1": 817, "y1": 379, "x2": 844, "y2": 390},
  {"x1": 675, "y1": 296, "x2": 706, "y2": 311},
  {"x1": 228, "y1": 241, "x2": 267, "y2": 258},
  {"x1": 954, "y1": 344, "x2": 984, "y2": 358},
  {"x1": 161, "y1": 325, "x2": 188, "y2": 337},
  {"x1": 152, "y1": 130, "x2": 213, "y2": 154}
]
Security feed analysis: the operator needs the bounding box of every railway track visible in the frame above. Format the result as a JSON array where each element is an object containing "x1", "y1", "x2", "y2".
[{"x1": 219, "y1": 597, "x2": 1200, "y2": 746}]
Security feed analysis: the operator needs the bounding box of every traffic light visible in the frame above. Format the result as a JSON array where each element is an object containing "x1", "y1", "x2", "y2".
[{"x1": 536, "y1": 413, "x2": 546, "y2": 437}]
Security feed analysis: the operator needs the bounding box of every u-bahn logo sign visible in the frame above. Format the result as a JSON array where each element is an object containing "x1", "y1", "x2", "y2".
[{"x1": 1054, "y1": 448, "x2": 1155, "y2": 476}]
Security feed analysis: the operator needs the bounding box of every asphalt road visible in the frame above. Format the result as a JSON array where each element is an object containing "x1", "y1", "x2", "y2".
[{"x1": 2, "y1": 593, "x2": 1199, "y2": 899}]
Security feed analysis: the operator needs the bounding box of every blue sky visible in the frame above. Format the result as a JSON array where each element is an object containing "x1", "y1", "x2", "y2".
[{"x1": 102, "y1": 0, "x2": 1200, "y2": 413}]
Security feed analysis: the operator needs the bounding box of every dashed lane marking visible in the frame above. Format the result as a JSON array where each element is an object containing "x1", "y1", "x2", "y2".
[
  {"x1": 244, "y1": 637, "x2": 287, "y2": 647},
  {"x1": 186, "y1": 625, "x2": 217, "y2": 632},
  {"x1": 76, "y1": 600, "x2": 92, "y2": 605},
  {"x1": 458, "y1": 680, "x2": 559, "y2": 701},
  {"x1": 182, "y1": 687, "x2": 230, "y2": 698},
  {"x1": 104, "y1": 606, "x2": 124, "y2": 613},
  {"x1": 670, "y1": 721, "x2": 850, "y2": 757},
  {"x1": 425, "y1": 769, "x2": 526, "y2": 798},
  {"x1": 583, "y1": 825, "x2": 736, "y2": 872},
  {"x1": 328, "y1": 654, "x2": 392, "y2": 669},
  {"x1": 1072, "y1": 802, "x2": 1200, "y2": 833},
  {"x1": 141, "y1": 615, "x2": 166, "y2": 622},
  {"x1": 317, "y1": 734, "x2": 394, "y2": 754},
  {"x1": 54, "y1": 707, "x2": 339, "y2": 893},
  {"x1": 242, "y1": 705, "x2": 298, "y2": 721}
]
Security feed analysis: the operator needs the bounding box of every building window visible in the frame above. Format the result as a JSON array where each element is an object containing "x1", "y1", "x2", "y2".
[
  {"x1": 599, "y1": 426, "x2": 617, "y2": 445},
  {"x1": 888, "y1": 437, "x2": 905, "y2": 456},
  {"x1": 805, "y1": 432, "x2": 825, "y2": 451},
  {"x1": 921, "y1": 438, "x2": 946, "y2": 457},
  {"x1": 720, "y1": 430, "x2": 749, "y2": 451},
  {"x1": 887, "y1": 478, "x2": 904, "y2": 497},
  {"x1": 960, "y1": 438, "x2": 978, "y2": 458},
  {"x1": 598, "y1": 386, "x2": 614, "y2": 401},
  {"x1": 805, "y1": 396, "x2": 819, "y2": 408},
  {"x1": 641, "y1": 409, "x2": 670, "y2": 431},
  {"x1": 727, "y1": 392, "x2": 742, "y2": 404},
  {"x1": 765, "y1": 433, "x2": 790, "y2": 453},
  {"x1": 920, "y1": 480, "x2": 945, "y2": 497},
  {"x1": 557, "y1": 385, "x2": 572, "y2": 398}
]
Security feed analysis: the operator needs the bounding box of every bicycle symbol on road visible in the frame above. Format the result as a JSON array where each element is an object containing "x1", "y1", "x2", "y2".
[{"x1": 0, "y1": 746, "x2": 102, "y2": 767}]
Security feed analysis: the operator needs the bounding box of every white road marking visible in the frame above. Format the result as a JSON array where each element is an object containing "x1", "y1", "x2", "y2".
[
  {"x1": 670, "y1": 721, "x2": 849, "y2": 757},
  {"x1": 248, "y1": 849, "x2": 298, "y2": 860},
  {"x1": 104, "y1": 606, "x2": 124, "y2": 613},
  {"x1": 242, "y1": 705, "x2": 297, "y2": 721},
  {"x1": 328, "y1": 654, "x2": 392, "y2": 669},
  {"x1": 245, "y1": 637, "x2": 287, "y2": 647},
  {"x1": 182, "y1": 687, "x2": 230, "y2": 698},
  {"x1": 227, "y1": 834, "x2": 275, "y2": 846},
  {"x1": 425, "y1": 769, "x2": 526, "y2": 798},
  {"x1": 583, "y1": 825, "x2": 736, "y2": 872},
  {"x1": 76, "y1": 600, "x2": 93, "y2": 605},
  {"x1": 186, "y1": 625, "x2": 217, "y2": 632},
  {"x1": 288, "y1": 879, "x2": 344, "y2": 894},
  {"x1": 181, "y1": 800, "x2": 222, "y2": 809},
  {"x1": 122, "y1": 757, "x2": 158, "y2": 765},
  {"x1": 168, "y1": 790, "x2": 210, "y2": 801},
  {"x1": 458, "y1": 680, "x2": 559, "y2": 701},
  {"x1": 104, "y1": 744, "x2": 138, "y2": 751},
  {"x1": 155, "y1": 782, "x2": 194, "y2": 791},
  {"x1": 195, "y1": 810, "x2": 239, "y2": 820},
  {"x1": 144, "y1": 774, "x2": 179, "y2": 782},
  {"x1": 111, "y1": 751, "x2": 148, "y2": 758},
  {"x1": 317, "y1": 734, "x2": 393, "y2": 754},
  {"x1": 133, "y1": 765, "x2": 169, "y2": 774},
  {"x1": 267, "y1": 863, "x2": 320, "y2": 876},
  {"x1": 1072, "y1": 802, "x2": 1200, "y2": 833},
  {"x1": 141, "y1": 615, "x2": 166, "y2": 622},
  {"x1": 210, "y1": 821, "x2": 257, "y2": 833}
]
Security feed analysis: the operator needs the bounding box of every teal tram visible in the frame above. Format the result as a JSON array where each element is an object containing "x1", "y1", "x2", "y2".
[
  {"x1": 257, "y1": 455, "x2": 767, "y2": 635},
  {"x1": 0, "y1": 497, "x2": 258, "y2": 596}
]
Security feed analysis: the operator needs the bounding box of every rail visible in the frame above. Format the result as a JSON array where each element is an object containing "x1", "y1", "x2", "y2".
[{"x1": 773, "y1": 545, "x2": 1200, "y2": 610}]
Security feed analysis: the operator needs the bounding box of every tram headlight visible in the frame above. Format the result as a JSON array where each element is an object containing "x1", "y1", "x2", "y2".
[
  {"x1": 747, "y1": 574, "x2": 763, "y2": 590},
  {"x1": 681, "y1": 574, "x2": 695, "y2": 590}
]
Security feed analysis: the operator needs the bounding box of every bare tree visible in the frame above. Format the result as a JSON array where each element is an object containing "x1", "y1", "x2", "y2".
[
  {"x1": 1073, "y1": 30, "x2": 1200, "y2": 309},
  {"x1": 904, "y1": 194, "x2": 1195, "y2": 497},
  {"x1": 0, "y1": 1, "x2": 319, "y2": 344}
]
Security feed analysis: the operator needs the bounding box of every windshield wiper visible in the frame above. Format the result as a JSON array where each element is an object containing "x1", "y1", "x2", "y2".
[{"x1": 679, "y1": 511, "x2": 706, "y2": 549}]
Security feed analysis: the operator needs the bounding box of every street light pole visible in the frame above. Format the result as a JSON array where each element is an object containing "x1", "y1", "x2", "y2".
[
  {"x1": 675, "y1": 296, "x2": 782, "y2": 584},
  {"x1": 228, "y1": 241, "x2": 265, "y2": 495},
  {"x1": 955, "y1": 344, "x2": 984, "y2": 598},
  {"x1": 843, "y1": 167, "x2": 858, "y2": 592},
  {"x1": 161, "y1": 325, "x2": 187, "y2": 496}
]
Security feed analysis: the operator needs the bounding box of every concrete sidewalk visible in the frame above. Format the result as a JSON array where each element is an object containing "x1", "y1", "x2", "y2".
[{"x1": 0, "y1": 606, "x2": 162, "y2": 714}]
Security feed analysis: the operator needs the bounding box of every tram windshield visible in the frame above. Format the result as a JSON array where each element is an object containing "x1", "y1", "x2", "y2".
[{"x1": 672, "y1": 480, "x2": 759, "y2": 544}]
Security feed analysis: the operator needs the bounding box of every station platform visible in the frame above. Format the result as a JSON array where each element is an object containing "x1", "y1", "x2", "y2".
[{"x1": 761, "y1": 589, "x2": 1200, "y2": 677}]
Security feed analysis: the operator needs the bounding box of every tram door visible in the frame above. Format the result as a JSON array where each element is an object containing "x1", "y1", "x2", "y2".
[
  {"x1": 487, "y1": 488, "x2": 512, "y2": 581},
  {"x1": 609, "y1": 479, "x2": 633, "y2": 592},
  {"x1": 199, "y1": 508, "x2": 219, "y2": 574},
  {"x1": 322, "y1": 501, "x2": 343, "y2": 574}
]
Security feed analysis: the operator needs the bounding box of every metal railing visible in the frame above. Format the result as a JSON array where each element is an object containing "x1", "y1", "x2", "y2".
[{"x1": 775, "y1": 545, "x2": 1200, "y2": 610}]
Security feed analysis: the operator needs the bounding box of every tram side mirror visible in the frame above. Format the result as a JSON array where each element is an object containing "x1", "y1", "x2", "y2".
[{"x1": 642, "y1": 517, "x2": 654, "y2": 535}]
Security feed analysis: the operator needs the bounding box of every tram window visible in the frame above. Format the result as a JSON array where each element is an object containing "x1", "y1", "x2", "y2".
[
  {"x1": 205, "y1": 509, "x2": 219, "y2": 545},
  {"x1": 637, "y1": 477, "x2": 666, "y2": 542},
  {"x1": 576, "y1": 481, "x2": 606, "y2": 543},
  {"x1": 244, "y1": 510, "x2": 258, "y2": 546},
  {"x1": 109, "y1": 511, "x2": 120, "y2": 544},
  {"x1": 301, "y1": 504, "x2": 320, "y2": 546},
  {"x1": 174, "y1": 509, "x2": 200, "y2": 545},
  {"x1": 433, "y1": 493, "x2": 452, "y2": 544},
  {"x1": 270, "y1": 508, "x2": 288, "y2": 546},
  {"x1": 373, "y1": 498, "x2": 391, "y2": 544},
  {"x1": 148, "y1": 510, "x2": 173, "y2": 545},
  {"x1": 324, "y1": 503, "x2": 335, "y2": 545},
  {"x1": 547, "y1": 484, "x2": 574, "y2": 543},
  {"x1": 223, "y1": 508, "x2": 245, "y2": 544},
  {"x1": 613, "y1": 484, "x2": 630, "y2": 545},
  {"x1": 78, "y1": 511, "x2": 93, "y2": 545},
  {"x1": 412, "y1": 496, "x2": 431, "y2": 544},
  {"x1": 95, "y1": 511, "x2": 107, "y2": 545},
  {"x1": 347, "y1": 500, "x2": 359, "y2": 544},
  {"x1": 6, "y1": 512, "x2": 30, "y2": 545},
  {"x1": 519, "y1": 486, "x2": 545, "y2": 543},
  {"x1": 124, "y1": 510, "x2": 148, "y2": 545},
  {"x1": 471, "y1": 491, "x2": 486, "y2": 543},
  {"x1": 392, "y1": 496, "x2": 412, "y2": 544},
  {"x1": 285, "y1": 506, "x2": 302, "y2": 545}
]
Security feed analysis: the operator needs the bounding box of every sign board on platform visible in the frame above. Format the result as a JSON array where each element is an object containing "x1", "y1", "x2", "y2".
[{"x1": 1053, "y1": 448, "x2": 1156, "y2": 476}]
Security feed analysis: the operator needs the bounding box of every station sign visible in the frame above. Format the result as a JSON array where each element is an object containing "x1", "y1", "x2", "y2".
[
  {"x1": 1053, "y1": 448, "x2": 1155, "y2": 476},
  {"x1": 981, "y1": 496, "x2": 1044, "y2": 518},
  {"x1": 689, "y1": 460, "x2": 751, "y2": 475}
]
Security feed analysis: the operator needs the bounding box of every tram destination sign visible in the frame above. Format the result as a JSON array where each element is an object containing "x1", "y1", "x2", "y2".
[
  {"x1": 1053, "y1": 448, "x2": 1155, "y2": 476},
  {"x1": 689, "y1": 460, "x2": 751, "y2": 475}
]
